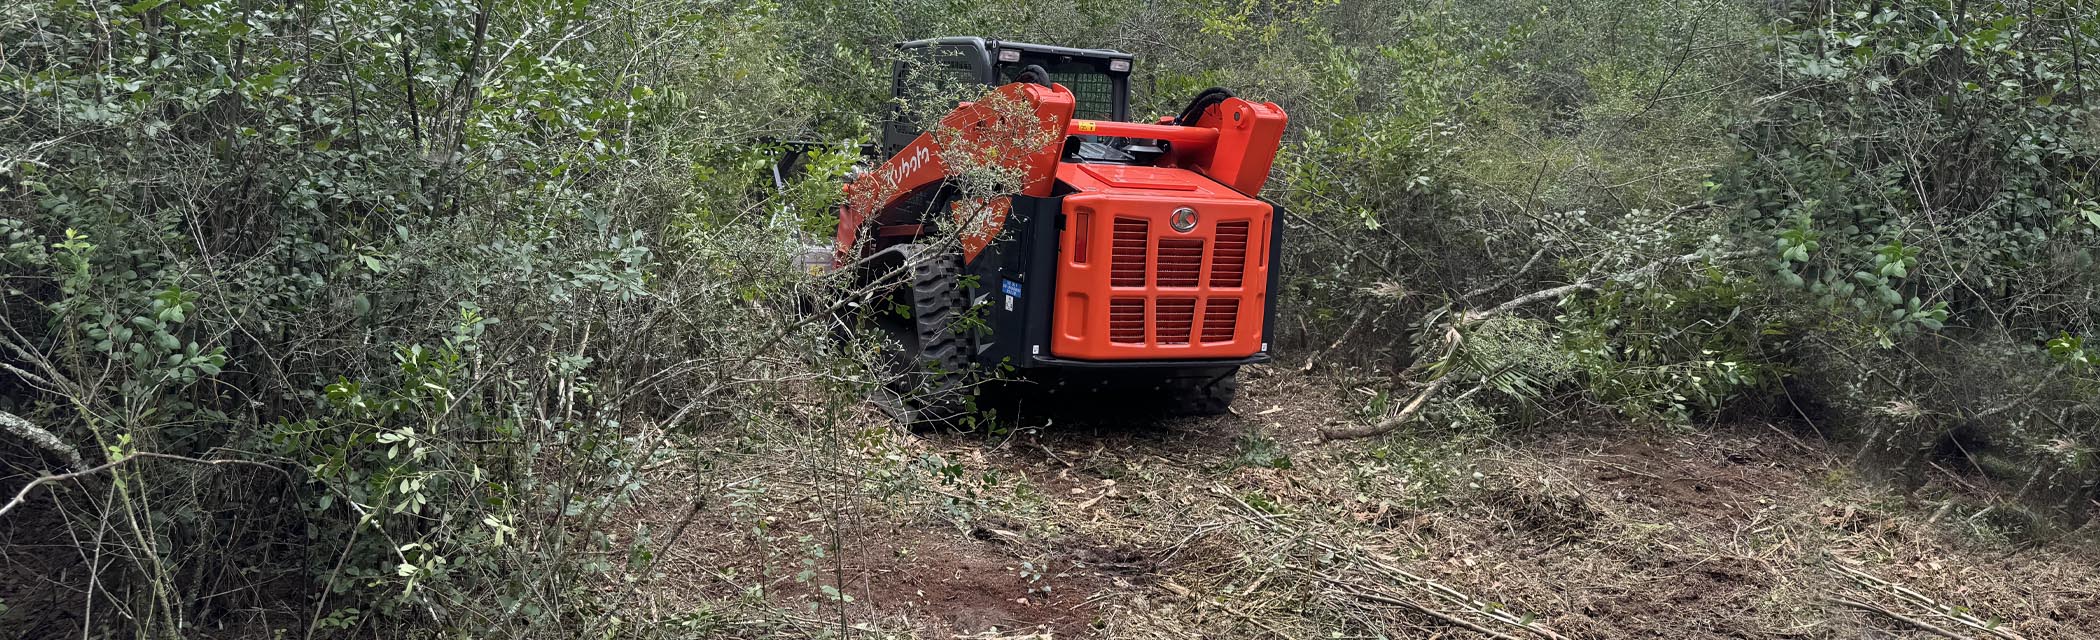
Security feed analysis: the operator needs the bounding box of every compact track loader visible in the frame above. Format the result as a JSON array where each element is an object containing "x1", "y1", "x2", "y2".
[{"x1": 837, "y1": 37, "x2": 1287, "y2": 422}]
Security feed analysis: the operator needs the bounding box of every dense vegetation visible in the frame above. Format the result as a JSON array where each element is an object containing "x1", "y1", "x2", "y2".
[{"x1": 1, "y1": 0, "x2": 2094, "y2": 637}]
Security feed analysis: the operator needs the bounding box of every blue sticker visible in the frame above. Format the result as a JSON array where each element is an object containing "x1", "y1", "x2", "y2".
[{"x1": 1001, "y1": 279, "x2": 1023, "y2": 298}]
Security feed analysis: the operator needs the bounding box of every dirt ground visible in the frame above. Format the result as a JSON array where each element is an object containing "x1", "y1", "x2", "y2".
[{"x1": 619, "y1": 369, "x2": 2100, "y2": 639}]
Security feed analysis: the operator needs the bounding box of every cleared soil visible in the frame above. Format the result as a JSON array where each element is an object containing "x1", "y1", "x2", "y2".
[{"x1": 621, "y1": 369, "x2": 2100, "y2": 638}]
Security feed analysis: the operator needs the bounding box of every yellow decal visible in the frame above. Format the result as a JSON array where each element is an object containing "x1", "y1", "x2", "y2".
[{"x1": 1075, "y1": 121, "x2": 1097, "y2": 132}]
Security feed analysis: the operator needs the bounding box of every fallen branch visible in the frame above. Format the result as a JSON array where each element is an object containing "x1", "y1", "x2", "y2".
[
  {"x1": 1463, "y1": 249, "x2": 1759, "y2": 325},
  {"x1": 0, "y1": 452, "x2": 287, "y2": 519},
  {"x1": 1321, "y1": 368, "x2": 1456, "y2": 440},
  {"x1": 1332, "y1": 579, "x2": 1526, "y2": 640},
  {"x1": 1219, "y1": 489, "x2": 1566, "y2": 640},
  {"x1": 1300, "y1": 306, "x2": 1386, "y2": 373},
  {"x1": 1830, "y1": 562, "x2": 2026, "y2": 640},
  {"x1": 0, "y1": 410, "x2": 83, "y2": 470},
  {"x1": 1462, "y1": 247, "x2": 1550, "y2": 302},
  {"x1": 1320, "y1": 325, "x2": 1461, "y2": 441},
  {"x1": 1826, "y1": 597, "x2": 1968, "y2": 640},
  {"x1": 1321, "y1": 248, "x2": 1756, "y2": 441},
  {"x1": 1969, "y1": 364, "x2": 2065, "y2": 422}
]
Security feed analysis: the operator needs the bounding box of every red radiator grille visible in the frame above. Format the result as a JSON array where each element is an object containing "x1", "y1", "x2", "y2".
[
  {"x1": 1075, "y1": 209, "x2": 1262, "y2": 352},
  {"x1": 1211, "y1": 220, "x2": 1249, "y2": 288},
  {"x1": 1052, "y1": 186, "x2": 1274, "y2": 360},
  {"x1": 1109, "y1": 298, "x2": 1146, "y2": 344},
  {"x1": 1202, "y1": 298, "x2": 1240, "y2": 343},
  {"x1": 1156, "y1": 298, "x2": 1196, "y2": 344},
  {"x1": 1110, "y1": 217, "x2": 1148, "y2": 287},
  {"x1": 1156, "y1": 238, "x2": 1204, "y2": 287}
]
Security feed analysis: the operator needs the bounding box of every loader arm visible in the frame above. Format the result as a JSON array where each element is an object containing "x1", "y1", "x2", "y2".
[
  {"x1": 836, "y1": 83, "x2": 1077, "y2": 264},
  {"x1": 836, "y1": 81, "x2": 1287, "y2": 267}
]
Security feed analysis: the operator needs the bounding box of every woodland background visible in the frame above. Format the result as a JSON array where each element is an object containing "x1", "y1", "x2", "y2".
[{"x1": 1, "y1": 0, "x2": 2097, "y2": 638}]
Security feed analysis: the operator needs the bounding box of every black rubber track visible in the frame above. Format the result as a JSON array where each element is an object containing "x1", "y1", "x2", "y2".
[{"x1": 890, "y1": 244, "x2": 974, "y2": 424}]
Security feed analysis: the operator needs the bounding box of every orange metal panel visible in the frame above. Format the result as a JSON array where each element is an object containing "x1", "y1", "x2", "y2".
[
  {"x1": 1076, "y1": 165, "x2": 1202, "y2": 191},
  {"x1": 1050, "y1": 164, "x2": 1271, "y2": 361},
  {"x1": 1174, "y1": 97, "x2": 1288, "y2": 198}
]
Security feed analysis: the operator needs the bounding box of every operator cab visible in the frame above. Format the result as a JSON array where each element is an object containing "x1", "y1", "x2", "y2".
[{"x1": 884, "y1": 37, "x2": 1146, "y2": 164}]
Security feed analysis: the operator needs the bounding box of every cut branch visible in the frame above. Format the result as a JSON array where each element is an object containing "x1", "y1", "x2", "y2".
[
  {"x1": 1321, "y1": 366, "x2": 1456, "y2": 440},
  {"x1": 1333, "y1": 581, "x2": 1527, "y2": 640},
  {"x1": 1463, "y1": 247, "x2": 1549, "y2": 301},
  {"x1": 0, "y1": 410, "x2": 83, "y2": 470},
  {"x1": 1322, "y1": 248, "x2": 1756, "y2": 441},
  {"x1": 1826, "y1": 597, "x2": 1968, "y2": 640},
  {"x1": 1464, "y1": 249, "x2": 1759, "y2": 324},
  {"x1": 1830, "y1": 562, "x2": 2028, "y2": 640},
  {"x1": 1970, "y1": 364, "x2": 2065, "y2": 421}
]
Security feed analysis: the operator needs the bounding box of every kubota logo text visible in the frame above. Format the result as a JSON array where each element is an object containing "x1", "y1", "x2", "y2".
[{"x1": 883, "y1": 146, "x2": 932, "y2": 188}]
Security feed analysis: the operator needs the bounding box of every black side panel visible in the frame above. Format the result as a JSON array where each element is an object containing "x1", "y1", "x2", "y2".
[{"x1": 971, "y1": 195, "x2": 1064, "y2": 369}]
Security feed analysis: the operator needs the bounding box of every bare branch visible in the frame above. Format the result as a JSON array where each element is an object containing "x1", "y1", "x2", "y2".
[
  {"x1": 1463, "y1": 247, "x2": 1549, "y2": 301},
  {"x1": 1322, "y1": 248, "x2": 1758, "y2": 441},
  {"x1": 1331, "y1": 581, "x2": 1528, "y2": 640},
  {"x1": 0, "y1": 410, "x2": 82, "y2": 470},
  {"x1": 0, "y1": 452, "x2": 288, "y2": 519},
  {"x1": 1465, "y1": 249, "x2": 1759, "y2": 325},
  {"x1": 1825, "y1": 597, "x2": 1969, "y2": 640}
]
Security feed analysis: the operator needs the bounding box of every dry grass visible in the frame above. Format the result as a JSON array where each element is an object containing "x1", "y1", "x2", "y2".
[{"x1": 606, "y1": 369, "x2": 2100, "y2": 639}]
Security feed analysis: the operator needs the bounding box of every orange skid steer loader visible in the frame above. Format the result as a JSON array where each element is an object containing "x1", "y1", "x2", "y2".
[{"x1": 835, "y1": 37, "x2": 1287, "y2": 422}]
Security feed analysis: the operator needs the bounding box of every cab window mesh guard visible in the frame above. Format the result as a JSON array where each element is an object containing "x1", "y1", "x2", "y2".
[{"x1": 1001, "y1": 63, "x2": 1115, "y2": 120}]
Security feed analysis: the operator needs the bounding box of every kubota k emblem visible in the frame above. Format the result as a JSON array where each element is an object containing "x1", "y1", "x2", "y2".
[{"x1": 1170, "y1": 207, "x2": 1199, "y2": 232}]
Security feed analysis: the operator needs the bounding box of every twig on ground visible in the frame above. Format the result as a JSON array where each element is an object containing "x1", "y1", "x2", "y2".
[
  {"x1": 1829, "y1": 561, "x2": 2027, "y2": 640},
  {"x1": 1826, "y1": 597, "x2": 1968, "y2": 639},
  {"x1": 1320, "y1": 326, "x2": 1460, "y2": 441},
  {"x1": 1216, "y1": 489, "x2": 1567, "y2": 640},
  {"x1": 1331, "y1": 580, "x2": 1527, "y2": 640}
]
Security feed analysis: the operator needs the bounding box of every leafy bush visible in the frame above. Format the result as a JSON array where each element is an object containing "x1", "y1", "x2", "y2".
[
  {"x1": 2, "y1": 0, "x2": 848, "y2": 635},
  {"x1": 1721, "y1": 1, "x2": 2100, "y2": 517},
  {"x1": 1724, "y1": 2, "x2": 2098, "y2": 341}
]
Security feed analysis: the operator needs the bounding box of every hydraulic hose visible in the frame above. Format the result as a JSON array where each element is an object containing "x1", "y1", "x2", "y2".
[
  {"x1": 1173, "y1": 87, "x2": 1236, "y2": 126},
  {"x1": 1013, "y1": 64, "x2": 1052, "y2": 87}
]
